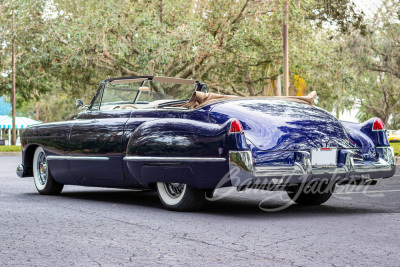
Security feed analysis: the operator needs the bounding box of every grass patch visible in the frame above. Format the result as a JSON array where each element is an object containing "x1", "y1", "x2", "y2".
[
  {"x1": 391, "y1": 142, "x2": 400, "y2": 156},
  {"x1": 0, "y1": 145, "x2": 22, "y2": 152}
]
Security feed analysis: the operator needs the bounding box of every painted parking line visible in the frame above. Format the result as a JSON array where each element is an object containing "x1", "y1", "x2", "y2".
[{"x1": 335, "y1": 189, "x2": 400, "y2": 194}]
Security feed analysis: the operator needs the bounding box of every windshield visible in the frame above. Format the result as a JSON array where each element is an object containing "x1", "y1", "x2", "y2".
[
  {"x1": 138, "y1": 80, "x2": 195, "y2": 102},
  {"x1": 96, "y1": 77, "x2": 197, "y2": 111},
  {"x1": 102, "y1": 82, "x2": 141, "y2": 105}
]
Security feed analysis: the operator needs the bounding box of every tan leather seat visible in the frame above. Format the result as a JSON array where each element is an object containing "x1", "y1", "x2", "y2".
[
  {"x1": 175, "y1": 91, "x2": 317, "y2": 109},
  {"x1": 175, "y1": 92, "x2": 238, "y2": 109}
]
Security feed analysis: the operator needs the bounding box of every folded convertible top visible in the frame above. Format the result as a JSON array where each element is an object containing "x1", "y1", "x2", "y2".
[{"x1": 176, "y1": 91, "x2": 317, "y2": 109}]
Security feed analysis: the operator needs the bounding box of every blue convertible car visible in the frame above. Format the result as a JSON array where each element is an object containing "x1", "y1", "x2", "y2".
[{"x1": 17, "y1": 76, "x2": 396, "y2": 211}]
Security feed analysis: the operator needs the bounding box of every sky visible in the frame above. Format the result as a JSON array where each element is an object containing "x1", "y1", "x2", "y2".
[
  {"x1": 352, "y1": 0, "x2": 383, "y2": 18},
  {"x1": 0, "y1": 97, "x2": 11, "y2": 116}
]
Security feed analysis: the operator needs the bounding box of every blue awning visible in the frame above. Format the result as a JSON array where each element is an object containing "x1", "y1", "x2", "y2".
[{"x1": 0, "y1": 115, "x2": 41, "y2": 130}]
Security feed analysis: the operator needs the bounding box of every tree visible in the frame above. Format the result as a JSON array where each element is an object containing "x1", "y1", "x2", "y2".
[
  {"x1": 346, "y1": 0, "x2": 400, "y2": 128},
  {"x1": 0, "y1": 0, "x2": 371, "y2": 122},
  {"x1": 0, "y1": 1, "x2": 58, "y2": 116}
]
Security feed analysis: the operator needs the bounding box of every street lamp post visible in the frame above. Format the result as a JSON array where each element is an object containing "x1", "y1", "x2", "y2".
[
  {"x1": 11, "y1": 9, "x2": 16, "y2": 146},
  {"x1": 283, "y1": 1, "x2": 289, "y2": 96}
]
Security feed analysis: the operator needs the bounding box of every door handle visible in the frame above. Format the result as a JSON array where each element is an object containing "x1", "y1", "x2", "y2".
[{"x1": 91, "y1": 119, "x2": 98, "y2": 123}]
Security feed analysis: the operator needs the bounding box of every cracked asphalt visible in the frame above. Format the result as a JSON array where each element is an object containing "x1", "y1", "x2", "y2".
[{"x1": 1, "y1": 155, "x2": 400, "y2": 266}]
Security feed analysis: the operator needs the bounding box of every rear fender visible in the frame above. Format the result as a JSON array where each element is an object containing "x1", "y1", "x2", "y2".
[
  {"x1": 341, "y1": 118, "x2": 390, "y2": 161},
  {"x1": 125, "y1": 118, "x2": 246, "y2": 188}
]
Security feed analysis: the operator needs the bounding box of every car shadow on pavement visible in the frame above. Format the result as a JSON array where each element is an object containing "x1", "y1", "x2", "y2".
[
  {"x1": 201, "y1": 198, "x2": 398, "y2": 218},
  {"x1": 24, "y1": 188, "x2": 399, "y2": 218},
  {"x1": 26, "y1": 190, "x2": 161, "y2": 210}
]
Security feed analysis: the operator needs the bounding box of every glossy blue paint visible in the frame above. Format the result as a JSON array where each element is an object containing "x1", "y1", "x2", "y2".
[
  {"x1": 22, "y1": 121, "x2": 74, "y2": 183},
  {"x1": 69, "y1": 109, "x2": 132, "y2": 182},
  {"x1": 209, "y1": 99, "x2": 355, "y2": 150},
  {"x1": 359, "y1": 118, "x2": 390, "y2": 147},
  {"x1": 18, "y1": 83, "x2": 394, "y2": 189},
  {"x1": 208, "y1": 99, "x2": 360, "y2": 166},
  {"x1": 341, "y1": 118, "x2": 389, "y2": 162}
]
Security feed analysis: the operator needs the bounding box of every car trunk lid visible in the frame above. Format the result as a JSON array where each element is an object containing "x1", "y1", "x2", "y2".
[{"x1": 208, "y1": 99, "x2": 354, "y2": 151}]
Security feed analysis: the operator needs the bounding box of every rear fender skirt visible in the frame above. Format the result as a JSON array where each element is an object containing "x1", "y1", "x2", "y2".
[{"x1": 141, "y1": 164, "x2": 194, "y2": 186}]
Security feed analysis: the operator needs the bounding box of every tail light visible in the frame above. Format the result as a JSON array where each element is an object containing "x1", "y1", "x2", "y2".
[
  {"x1": 372, "y1": 118, "x2": 385, "y2": 131},
  {"x1": 230, "y1": 119, "x2": 244, "y2": 134}
]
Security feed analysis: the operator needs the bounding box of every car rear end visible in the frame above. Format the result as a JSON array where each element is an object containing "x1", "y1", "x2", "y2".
[{"x1": 209, "y1": 99, "x2": 396, "y2": 188}]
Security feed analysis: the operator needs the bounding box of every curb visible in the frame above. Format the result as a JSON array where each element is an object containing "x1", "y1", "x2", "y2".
[{"x1": 0, "y1": 152, "x2": 22, "y2": 156}]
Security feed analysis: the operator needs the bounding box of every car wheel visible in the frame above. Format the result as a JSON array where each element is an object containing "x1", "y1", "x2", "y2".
[
  {"x1": 33, "y1": 147, "x2": 64, "y2": 195},
  {"x1": 286, "y1": 181, "x2": 335, "y2": 205},
  {"x1": 156, "y1": 182, "x2": 205, "y2": 211}
]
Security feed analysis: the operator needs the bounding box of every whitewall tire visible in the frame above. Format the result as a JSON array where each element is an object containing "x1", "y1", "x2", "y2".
[
  {"x1": 156, "y1": 182, "x2": 205, "y2": 211},
  {"x1": 33, "y1": 147, "x2": 64, "y2": 195}
]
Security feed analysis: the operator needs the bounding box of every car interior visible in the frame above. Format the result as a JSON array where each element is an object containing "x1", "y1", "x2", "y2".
[{"x1": 91, "y1": 76, "x2": 318, "y2": 112}]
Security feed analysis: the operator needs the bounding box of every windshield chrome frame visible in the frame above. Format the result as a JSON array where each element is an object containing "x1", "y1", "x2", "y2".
[{"x1": 87, "y1": 76, "x2": 206, "y2": 111}]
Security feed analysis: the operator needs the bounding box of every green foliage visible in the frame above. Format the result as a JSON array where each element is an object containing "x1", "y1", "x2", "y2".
[
  {"x1": 2, "y1": 0, "x2": 392, "y2": 124},
  {"x1": 391, "y1": 142, "x2": 400, "y2": 156},
  {"x1": 306, "y1": 0, "x2": 367, "y2": 35},
  {"x1": 344, "y1": 0, "x2": 400, "y2": 128},
  {"x1": 0, "y1": 145, "x2": 21, "y2": 152}
]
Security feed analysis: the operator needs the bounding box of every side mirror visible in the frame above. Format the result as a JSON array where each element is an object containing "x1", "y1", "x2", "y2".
[{"x1": 75, "y1": 99, "x2": 85, "y2": 109}]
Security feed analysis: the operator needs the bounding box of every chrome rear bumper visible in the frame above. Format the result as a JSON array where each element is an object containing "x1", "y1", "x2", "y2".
[{"x1": 229, "y1": 147, "x2": 396, "y2": 186}]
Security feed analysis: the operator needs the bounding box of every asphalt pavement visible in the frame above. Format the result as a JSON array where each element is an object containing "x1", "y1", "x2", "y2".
[{"x1": 1, "y1": 155, "x2": 399, "y2": 266}]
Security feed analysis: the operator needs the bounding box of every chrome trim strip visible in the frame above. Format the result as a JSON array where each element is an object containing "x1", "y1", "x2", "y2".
[
  {"x1": 123, "y1": 156, "x2": 226, "y2": 162},
  {"x1": 46, "y1": 156, "x2": 109, "y2": 161}
]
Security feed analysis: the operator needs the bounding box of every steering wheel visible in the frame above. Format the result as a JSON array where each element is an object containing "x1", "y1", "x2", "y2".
[{"x1": 120, "y1": 104, "x2": 138, "y2": 109}]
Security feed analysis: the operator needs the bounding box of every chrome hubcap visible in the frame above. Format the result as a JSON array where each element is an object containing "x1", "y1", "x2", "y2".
[
  {"x1": 37, "y1": 152, "x2": 48, "y2": 185},
  {"x1": 163, "y1": 183, "x2": 185, "y2": 199}
]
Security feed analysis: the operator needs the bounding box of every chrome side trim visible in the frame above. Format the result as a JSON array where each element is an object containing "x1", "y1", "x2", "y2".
[
  {"x1": 46, "y1": 156, "x2": 109, "y2": 161},
  {"x1": 123, "y1": 156, "x2": 226, "y2": 162}
]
